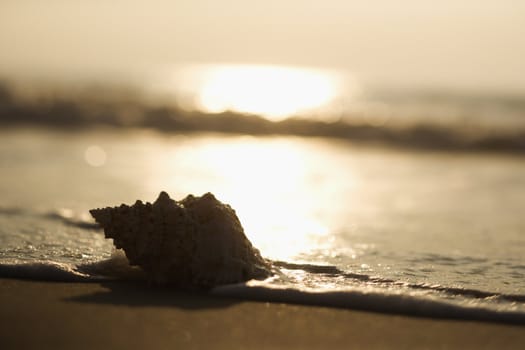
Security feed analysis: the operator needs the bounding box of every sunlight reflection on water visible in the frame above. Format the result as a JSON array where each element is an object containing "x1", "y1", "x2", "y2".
[
  {"x1": 2, "y1": 130, "x2": 525, "y2": 293},
  {"x1": 147, "y1": 136, "x2": 357, "y2": 261}
]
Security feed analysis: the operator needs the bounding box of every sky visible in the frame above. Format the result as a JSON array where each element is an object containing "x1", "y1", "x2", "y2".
[{"x1": 1, "y1": 0, "x2": 525, "y2": 93}]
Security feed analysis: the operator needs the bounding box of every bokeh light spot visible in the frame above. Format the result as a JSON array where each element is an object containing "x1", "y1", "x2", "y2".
[{"x1": 84, "y1": 145, "x2": 107, "y2": 167}]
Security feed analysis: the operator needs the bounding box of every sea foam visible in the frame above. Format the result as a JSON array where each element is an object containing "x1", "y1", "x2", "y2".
[{"x1": 1, "y1": 255, "x2": 525, "y2": 325}]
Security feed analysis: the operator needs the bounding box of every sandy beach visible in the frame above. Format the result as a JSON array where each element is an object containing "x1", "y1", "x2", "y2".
[{"x1": 1, "y1": 278, "x2": 524, "y2": 349}]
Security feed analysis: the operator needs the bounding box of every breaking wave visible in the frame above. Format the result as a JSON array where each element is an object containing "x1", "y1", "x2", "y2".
[{"x1": 1, "y1": 82, "x2": 525, "y2": 154}]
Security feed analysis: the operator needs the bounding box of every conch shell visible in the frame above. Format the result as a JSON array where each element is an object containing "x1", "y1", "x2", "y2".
[{"x1": 90, "y1": 192, "x2": 272, "y2": 288}]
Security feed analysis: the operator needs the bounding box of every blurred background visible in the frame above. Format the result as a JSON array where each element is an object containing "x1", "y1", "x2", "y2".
[
  {"x1": 2, "y1": 0, "x2": 525, "y2": 136},
  {"x1": 1, "y1": 1, "x2": 525, "y2": 293}
]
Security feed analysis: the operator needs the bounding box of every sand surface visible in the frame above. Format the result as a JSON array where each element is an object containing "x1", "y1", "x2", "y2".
[{"x1": 1, "y1": 278, "x2": 524, "y2": 349}]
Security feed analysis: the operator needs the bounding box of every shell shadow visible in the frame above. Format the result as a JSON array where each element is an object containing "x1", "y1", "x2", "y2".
[{"x1": 65, "y1": 281, "x2": 240, "y2": 310}]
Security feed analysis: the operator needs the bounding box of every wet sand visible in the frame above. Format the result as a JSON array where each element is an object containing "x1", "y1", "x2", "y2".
[{"x1": 1, "y1": 278, "x2": 524, "y2": 349}]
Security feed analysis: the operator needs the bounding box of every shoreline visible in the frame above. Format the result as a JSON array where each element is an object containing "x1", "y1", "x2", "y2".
[{"x1": 1, "y1": 278, "x2": 524, "y2": 349}]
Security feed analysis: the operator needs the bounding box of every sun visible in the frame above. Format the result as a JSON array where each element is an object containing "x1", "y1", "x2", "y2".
[{"x1": 195, "y1": 64, "x2": 340, "y2": 121}]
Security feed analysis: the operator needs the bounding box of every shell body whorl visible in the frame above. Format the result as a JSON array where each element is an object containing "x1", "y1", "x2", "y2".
[{"x1": 90, "y1": 192, "x2": 271, "y2": 288}]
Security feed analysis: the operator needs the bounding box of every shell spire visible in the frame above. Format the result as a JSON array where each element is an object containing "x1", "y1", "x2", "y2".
[{"x1": 90, "y1": 191, "x2": 271, "y2": 288}]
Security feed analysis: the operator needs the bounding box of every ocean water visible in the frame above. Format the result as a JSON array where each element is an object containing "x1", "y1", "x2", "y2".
[{"x1": 1, "y1": 127, "x2": 524, "y2": 324}]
